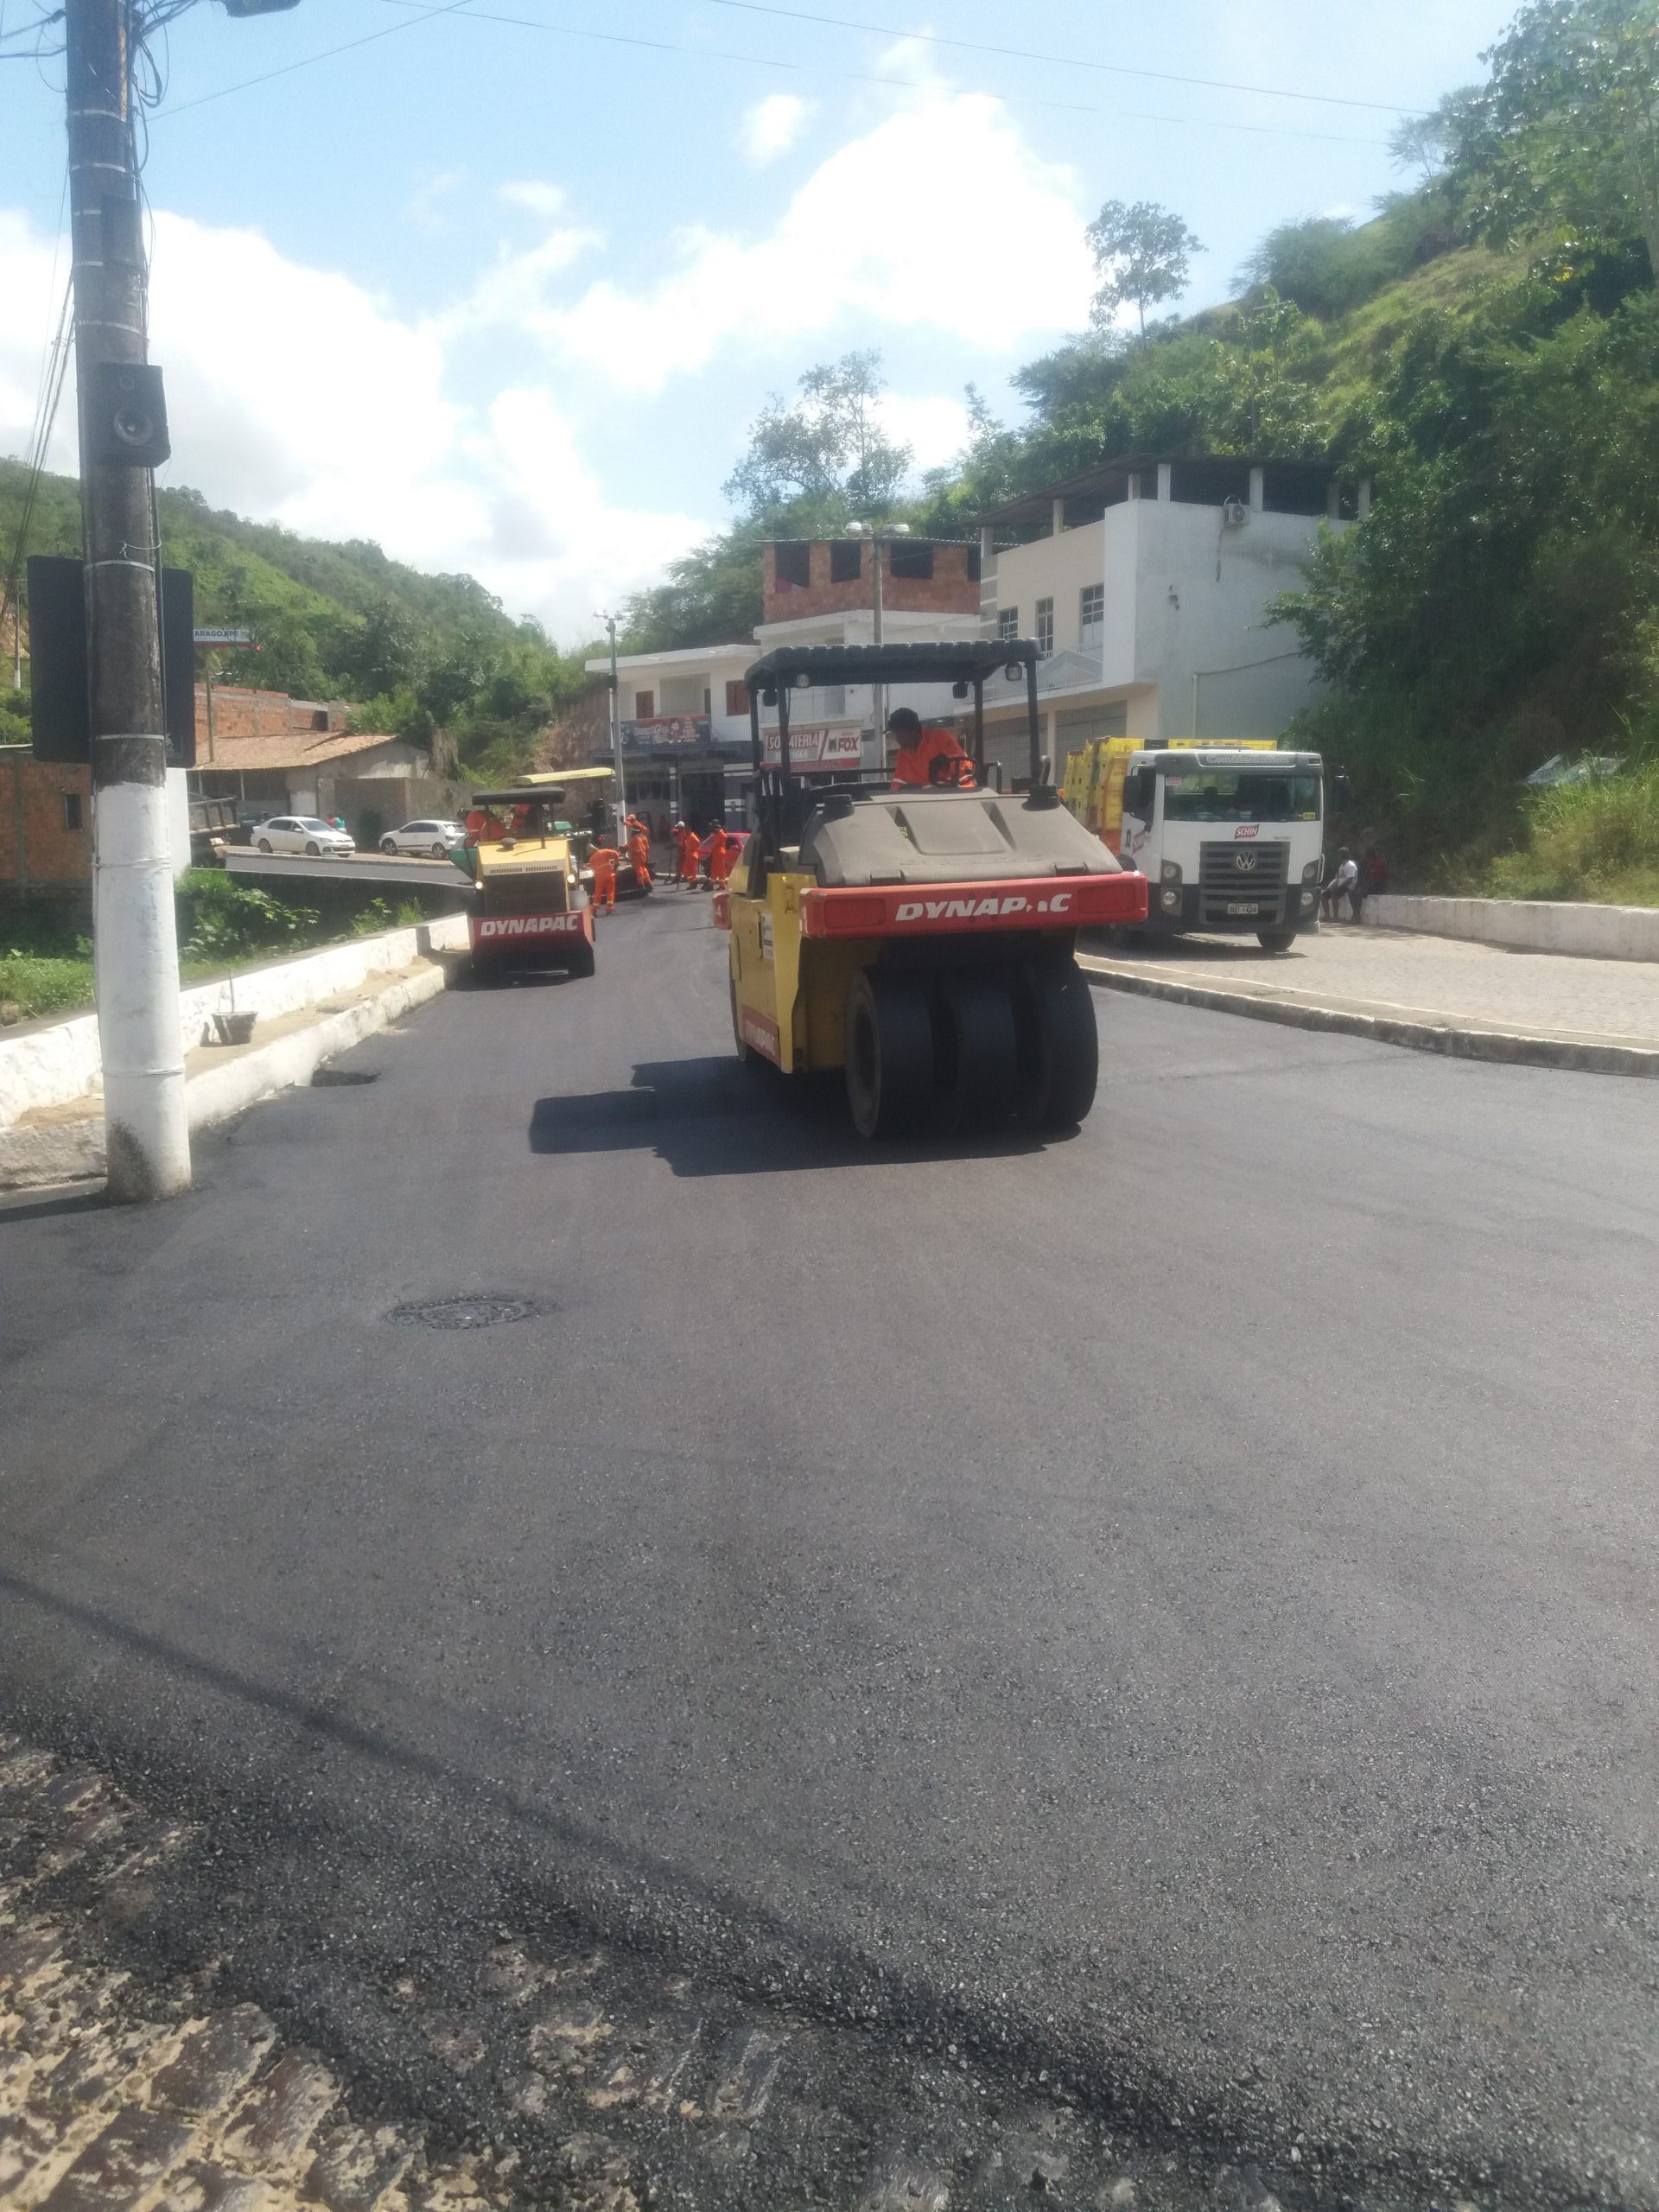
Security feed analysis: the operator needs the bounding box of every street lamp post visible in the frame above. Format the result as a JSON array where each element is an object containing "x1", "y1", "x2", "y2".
[
  {"x1": 597, "y1": 611, "x2": 628, "y2": 847},
  {"x1": 847, "y1": 519, "x2": 909, "y2": 774}
]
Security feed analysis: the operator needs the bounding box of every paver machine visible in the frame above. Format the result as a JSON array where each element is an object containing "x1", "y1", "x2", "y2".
[
  {"x1": 715, "y1": 640, "x2": 1147, "y2": 1136},
  {"x1": 454, "y1": 778, "x2": 596, "y2": 978}
]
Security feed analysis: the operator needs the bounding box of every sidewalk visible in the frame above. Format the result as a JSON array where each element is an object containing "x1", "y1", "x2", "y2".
[{"x1": 1080, "y1": 922, "x2": 1659, "y2": 1075}]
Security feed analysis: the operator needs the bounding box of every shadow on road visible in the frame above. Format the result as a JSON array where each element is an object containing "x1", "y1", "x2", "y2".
[
  {"x1": 0, "y1": 1185, "x2": 106, "y2": 1227},
  {"x1": 528, "y1": 1055, "x2": 1060, "y2": 1177}
]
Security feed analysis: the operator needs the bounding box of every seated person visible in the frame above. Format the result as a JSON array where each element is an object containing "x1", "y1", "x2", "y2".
[{"x1": 888, "y1": 707, "x2": 975, "y2": 790}]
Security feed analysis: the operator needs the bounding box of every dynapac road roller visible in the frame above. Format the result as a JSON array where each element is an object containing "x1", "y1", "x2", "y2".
[
  {"x1": 455, "y1": 778, "x2": 596, "y2": 979},
  {"x1": 716, "y1": 641, "x2": 1147, "y2": 1136}
]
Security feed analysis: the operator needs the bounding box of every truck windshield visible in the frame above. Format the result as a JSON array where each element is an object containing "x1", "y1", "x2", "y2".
[{"x1": 1160, "y1": 771, "x2": 1320, "y2": 823}]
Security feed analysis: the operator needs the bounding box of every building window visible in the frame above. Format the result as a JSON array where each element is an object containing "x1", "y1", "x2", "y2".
[
  {"x1": 1079, "y1": 583, "x2": 1104, "y2": 645},
  {"x1": 1169, "y1": 460, "x2": 1251, "y2": 508},
  {"x1": 726, "y1": 680, "x2": 749, "y2": 716},
  {"x1": 634, "y1": 690, "x2": 655, "y2": 720},
  {"x1": 823, "y1": 686, "x2": 845, "y2": 716},
  {"x1": 63, "y1": 791, "x2": 83, "y2": 833},
  {"x1": 703, "y1": 687, "x2": 712, "y2": 715},
  {"x1": 997, "y1": 607, "x2": 1019, "y2": 641},
  {"x1": 830, "y1": 540, "x2": 861, "y2": 584},
  {"x1": 966, "y1": 544, "x2": 982, "y2": 583},
  {"x1": 1035, "y1": 597, "x2": 1054, "y2": 656},
  {"x1": 774, "y1": 541, "x2": 810, "y2": 588},
  {"x1": 889, "y1": 540, "x2": 934, "y2": 581}
]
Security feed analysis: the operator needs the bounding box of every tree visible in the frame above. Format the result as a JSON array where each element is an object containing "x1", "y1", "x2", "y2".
[
  {"x1": 1236, "y1": 215, "x2": 1407, "y2": 321},
  {"x1": 1086, "y1": 200, "x2": 1203, "y2": 336},
  {"x1": 1460, "y1": 0, "x2": 1659, "y2": 279},
  {"x1": 1388, "y1": 87, "x2": 1480, "y2": 182},
  {"x1": 722, "y1": 351, "x2": 912, "y2": 518}
]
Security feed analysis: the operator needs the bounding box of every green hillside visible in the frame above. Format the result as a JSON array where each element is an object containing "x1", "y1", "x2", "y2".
[{"x1": 0, "y1": 461, "x2": 595, "y2": 780}]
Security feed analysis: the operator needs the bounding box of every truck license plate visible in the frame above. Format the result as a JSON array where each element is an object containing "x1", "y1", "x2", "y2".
[{"x1": 1225, "y1": 900, "x2": 1261, "y2": 916}]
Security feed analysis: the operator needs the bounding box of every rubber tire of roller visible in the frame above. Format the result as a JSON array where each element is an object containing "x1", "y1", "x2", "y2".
[
  {"x1": 844, "y1": 969, "x2": 935, "y2": 1140},
  {"x1": 566, "y1": 938, "x2": 596, "y2": 980},
  {"x1": 938, "y1": 968, "x2": 1018, "y2": 1131},
  {"x1": 1013, "y1": 960, "x2": 1099, "y2": 1129}
]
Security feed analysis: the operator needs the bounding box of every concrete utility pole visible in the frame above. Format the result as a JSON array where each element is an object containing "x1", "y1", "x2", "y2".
[
  {"x1": 67, "y1": 0, "x2": 190, "y2": 1200},
  {"x1": 849, "y1": 519, "x2": 909, "y2": 773},
  {"x1": 599, "y1": 611, "x2": 628, "y2": 845}
]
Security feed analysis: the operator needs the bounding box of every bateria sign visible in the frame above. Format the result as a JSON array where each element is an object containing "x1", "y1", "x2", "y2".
[{"x1": 761, "y1": 722, "x2": 863, "y2": 768}]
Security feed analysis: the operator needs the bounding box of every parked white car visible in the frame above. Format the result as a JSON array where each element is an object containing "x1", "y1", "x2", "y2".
[
  {"x1": 379, "y1": 818, "x2": 463, "y2": 858},
  {"x1": 251, "y1": 816, "x2": 356, "y2": 856}
]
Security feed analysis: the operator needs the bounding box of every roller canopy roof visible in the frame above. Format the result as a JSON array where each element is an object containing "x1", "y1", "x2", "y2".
[{"x1": 744, "y1": 639, "x2": 1038, "y2": 689}]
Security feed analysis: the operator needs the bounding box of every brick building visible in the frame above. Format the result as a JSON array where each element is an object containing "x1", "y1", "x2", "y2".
[
  {"x1": 1, "y1": 750, "x2": 92, "y2": 892},
  {"x1": 762, "y1": 537, "x2": 981, "y2": 626}
]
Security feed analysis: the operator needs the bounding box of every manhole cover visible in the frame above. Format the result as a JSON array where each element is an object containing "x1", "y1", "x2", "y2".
[{"x1": 387, "y1": 1294, "x2": 541, "y2": 1332}]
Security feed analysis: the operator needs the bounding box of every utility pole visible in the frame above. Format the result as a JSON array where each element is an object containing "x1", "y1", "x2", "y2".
[
  {"x1": 67, "y1": 0, "x2": 189, "y2": 1200},
  {"x1": 849, "y1": 519, "x2": 909, "y2": 774},
  {"x1": 599, "y1": 611, "x2": 628, "y2": 845}
]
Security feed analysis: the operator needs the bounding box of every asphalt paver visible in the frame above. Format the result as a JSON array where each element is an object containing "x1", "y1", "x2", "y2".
[{"x1": 3, "y1": 892, "x2": 1656, "y2": 2210}]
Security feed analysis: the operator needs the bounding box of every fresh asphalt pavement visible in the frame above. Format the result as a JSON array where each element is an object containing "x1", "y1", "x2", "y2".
[{"x1": 3, "y1": 892, "x2": 1657, "y2": 2208}]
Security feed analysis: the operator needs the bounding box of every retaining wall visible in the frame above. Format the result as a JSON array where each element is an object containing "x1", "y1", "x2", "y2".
[{"x1": 1363, "y1": 895, "x2": 1659, "y2": 963}]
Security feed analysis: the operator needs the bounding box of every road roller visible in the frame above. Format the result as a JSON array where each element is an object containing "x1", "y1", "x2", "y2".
[{"x1": 715, "y1": 640, "x2": 1147, "y2": 1137}]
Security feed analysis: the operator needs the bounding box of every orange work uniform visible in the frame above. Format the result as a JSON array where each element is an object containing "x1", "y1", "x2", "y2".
[
  {"x1": 626, "y1": 833, "x2": 652, "y2": 889},
  {"x1": 677, "y1": 827, "x2": 702, "y2": 887},
  {"x1": 589, "y1": 844, "x2": 620, "y2": 912},
  {"x1": 892, "y1": 727, "x2": 973, "y2": 790},
  {"x1": 705, "y1": 829, "x2": 734, "y2": 887}
]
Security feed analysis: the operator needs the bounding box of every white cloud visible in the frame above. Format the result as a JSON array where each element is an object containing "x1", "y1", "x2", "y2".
[
  {"x1": 499, "y1": 180, "x2": 574, "y2": 221},
  {"x1": 741, "y1": 93, "x2": 812, "y2": 167},
  {"x1": 879, "y1": 391, "x2": 970, "y2": 474},
  {"x1": 541, "y1": 82, "x2": 1096, "y2": 396},
  {"x1": 0, "y1": 206, "x2": 701, "y2": 644}
]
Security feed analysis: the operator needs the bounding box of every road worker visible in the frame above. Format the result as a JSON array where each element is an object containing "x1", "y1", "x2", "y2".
[
  {"x1": 626, "y1": 823, "x2": 653, "y2": 890},
  {"x1": 588, "y1": 841, "x2": 620, "y2": 913},
  {"x1": 676, "y1": 819, "x2": 702, "y2": 889},
  {"x1": 888, "y1": 706, "x2": 974, "y2": 791},
  {"x1": 703, "y1": 824, "x2": 733, "y2": 888}
]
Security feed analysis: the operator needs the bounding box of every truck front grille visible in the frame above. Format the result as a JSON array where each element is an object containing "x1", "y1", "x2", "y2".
[{"x1": 1198, "y1": 839, "x2": 1289, "y2": 925}]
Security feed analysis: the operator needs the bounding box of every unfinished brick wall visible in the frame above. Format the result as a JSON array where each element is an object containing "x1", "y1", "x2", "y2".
[
  {"x1": 762, "y1": 541, "x2": 980, "y2": 625},
  {"x1": 1, "y1": 751, "x2": 92, "y2": 887},
  {"x1": 194, "y1": 688, "x2": 350, "y2": 747}
]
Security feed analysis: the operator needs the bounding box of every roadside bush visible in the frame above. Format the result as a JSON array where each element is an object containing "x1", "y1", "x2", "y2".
[
  {"x1": 0, "y1": 951, "x2": 94, "y2": 1023},
  {"x1": 175, "y1": 870, "x2": 321, "y2": 961},
  {"x1": 1485, "y1": 758, "x2": 1659, "y2": 904}
]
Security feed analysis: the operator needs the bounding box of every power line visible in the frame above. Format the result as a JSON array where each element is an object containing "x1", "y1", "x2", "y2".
[
  {"x1": 696, "y1": 0, "x2": 1425, "y2": 118},
  {"x1": 162, "y1": 0, "x2": 481, "y2": 116},
  {"x1": 365, "y1": 0, "x2": 1394, "y2": 149}
]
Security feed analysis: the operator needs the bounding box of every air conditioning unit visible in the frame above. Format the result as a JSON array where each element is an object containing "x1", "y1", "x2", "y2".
[{"x1": 1221, "y1": 497, "x2": 1249, "y2": 529}]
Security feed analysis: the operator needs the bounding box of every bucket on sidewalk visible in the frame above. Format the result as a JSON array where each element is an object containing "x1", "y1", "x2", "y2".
[{"x1": 207, "y1": 1010, "x2": 257, "y2": 1046}]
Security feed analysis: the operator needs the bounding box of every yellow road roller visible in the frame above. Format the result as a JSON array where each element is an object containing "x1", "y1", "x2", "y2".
[{"x1": 715, "y1": 641, "x2": 1147, "y2": 1136}]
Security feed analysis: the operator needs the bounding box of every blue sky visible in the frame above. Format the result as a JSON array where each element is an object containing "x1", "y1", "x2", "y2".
[{"x1": 2, "y1": 0, "x2": 1519, "y2": 640}]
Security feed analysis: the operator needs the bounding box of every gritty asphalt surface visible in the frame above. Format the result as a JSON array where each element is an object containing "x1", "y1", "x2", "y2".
[{"x1": 3, "y1": 892, "x2": 1657, "y2": 2209}]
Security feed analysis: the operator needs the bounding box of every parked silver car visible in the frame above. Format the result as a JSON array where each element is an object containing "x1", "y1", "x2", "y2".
[
  {"x1": 379, "y1": 818, "x2": 463, "y2": 858},
  {"x1": 251, "y1": 815, "x2": 356, "y2": 856}
]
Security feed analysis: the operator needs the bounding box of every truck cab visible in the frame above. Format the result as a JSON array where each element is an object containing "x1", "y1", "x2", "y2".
[{"x1": 1117, "y1": 747, "x2": 1324, "y2": 951}]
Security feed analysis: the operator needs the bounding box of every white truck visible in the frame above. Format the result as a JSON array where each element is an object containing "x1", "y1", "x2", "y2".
[{"x1": 1116, "y1": 746, "x2": 1325, "y2": 951}]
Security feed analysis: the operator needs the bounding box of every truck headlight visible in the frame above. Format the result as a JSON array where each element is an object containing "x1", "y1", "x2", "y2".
[
  {"x1": 1300, "y1": 888, "x2": 1316, "y2": 910},
  {"x1": 1160, "y1": 887, "x2": 1180, "y2": 912},
  {"x1": 1302, "y1": 858, "x2": 1321, "y2": 882},
  {"x1": 1160, "y1": 859, "x2": 1182, "y2": 886}
]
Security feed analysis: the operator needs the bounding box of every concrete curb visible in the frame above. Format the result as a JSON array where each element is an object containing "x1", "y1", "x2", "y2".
[
  {"x1": 0, "y1": 960, "x2": 449, "y2": 1192},
  {"x1": 1078, "y1": 958, "x2": 1659, "y2": 1078}
]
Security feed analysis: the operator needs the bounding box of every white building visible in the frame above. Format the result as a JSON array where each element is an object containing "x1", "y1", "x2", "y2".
[{"x1": 976, "y1": 455, "x2": 1369, "y2": 786}]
